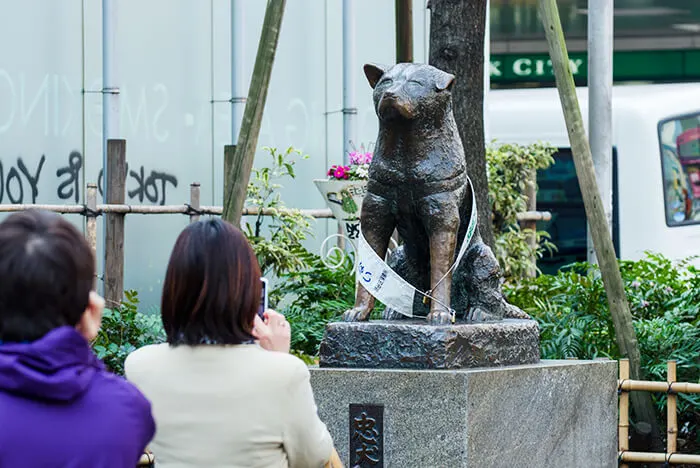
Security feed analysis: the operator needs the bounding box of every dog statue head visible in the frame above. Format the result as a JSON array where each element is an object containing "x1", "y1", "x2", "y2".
[{"x1": 364, "y1": 63, "x2": 455, "y2": 123}]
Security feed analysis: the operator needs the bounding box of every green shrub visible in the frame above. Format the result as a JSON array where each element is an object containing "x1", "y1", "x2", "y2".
[
  {"x1": 244, "y1": 146, "x2": 314, "y2": 277},
  {"x1": 92, "y1": 290, "x2": 165, "y2": 375},
  {"x1": 504, "y1": 253, "x2": 700, "y2": 444},
  {"x1": 487, "y1": 141, "x2": 557, "y2": 280},
  {"x1": 274, "y1": 251, "x2": 356, "y2": 358}
]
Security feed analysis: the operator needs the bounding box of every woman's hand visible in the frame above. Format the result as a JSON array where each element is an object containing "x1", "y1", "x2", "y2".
[{"x1": 253, "y1": 309, "x2": 291, "y2": 354}]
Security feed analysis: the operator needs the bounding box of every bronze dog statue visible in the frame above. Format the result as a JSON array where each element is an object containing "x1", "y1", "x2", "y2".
[{"x1": 343, "y1": 63, "x2": 526, "y2": 325}]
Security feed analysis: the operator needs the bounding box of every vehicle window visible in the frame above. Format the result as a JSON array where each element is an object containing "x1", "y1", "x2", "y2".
[
  {"x1": 659, "y1": 113, "x2": 700, "y2": 226},
  {"x1": 536, "y1": 148, "x2": 619, "y2": 274}
]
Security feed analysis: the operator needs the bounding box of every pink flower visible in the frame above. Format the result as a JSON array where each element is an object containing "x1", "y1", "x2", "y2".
[
  {"x1": 334, "y1": 167, "x2": 346, "y2": 179},
  {"x1": 349, "y1": 151, "x2": 373, "y2": 165},
  {"x1": 327, "y1": 165, "x2": 338, "y2": 176}
]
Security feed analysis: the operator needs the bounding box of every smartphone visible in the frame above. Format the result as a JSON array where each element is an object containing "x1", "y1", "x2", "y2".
[{"x1": 258, "y1": 277, "x2": 269, "y2": 318}]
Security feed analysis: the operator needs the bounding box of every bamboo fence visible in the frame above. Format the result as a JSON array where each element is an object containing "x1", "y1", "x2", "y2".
[{"x1": 619, "y1": 358, "x2": 700, "y2": 466}]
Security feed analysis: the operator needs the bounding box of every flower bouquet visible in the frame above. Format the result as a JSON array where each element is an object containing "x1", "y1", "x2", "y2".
[
  {"x1": 314, "y1": 150, "x2": 373, "y2": 241},
  {"x1": 327, "y1": 150, "x2": 373, "y2": 181}
]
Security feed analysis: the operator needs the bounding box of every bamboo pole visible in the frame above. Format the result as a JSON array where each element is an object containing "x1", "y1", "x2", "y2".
[
  {"x1": 224, "y1": 145, "x2": 235, "y2": 207},
  {"x1": 518, "y1": 211, "x2": 551, "y2": 222},
  {"x1": 0, "y1": 204, "x2": 86, "y2": 213},
  {"x1": 223, "y1": 0, "x2": 286, "y2": 225},
  {"x1": 86, "y1": 184, "x2": 98, "y2": 258},
  {"x1": 104, "y1": 139, "x2": 126, "y2": 308},
  {"x1": 0, "y1": 203, "x2": 331, "y2": 218},
  {"x1": 523, "y1": 168, "x2": 537, "y2": 278},
  {"x1": 537, "y1": 0, "x2": 660, "y2": 445},
  {"x1": 189, "y1": 183, "x2": 201, "y2": 224},
  {"x1": 619, "y1": 380, "x2": 700, "y2": 394},
  {"x1": 86, "y1": 184, "x2": 99, "y2": 291},
  {"x1": 0, "y1": 202, "x2": 550, "y2": 223},
  {"x1": 619, "y1": 359, "x2": 630, "y2": 467},
  {"x1": 668, "y1": 360, "x2": 678, "y2": 454},
  {"x1": 619, "y1": 451, "x2": 700, "y2": 464}
]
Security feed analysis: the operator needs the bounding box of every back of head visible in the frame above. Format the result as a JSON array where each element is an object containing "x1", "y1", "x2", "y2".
[
  {"x1": 0, "y1": 210, "x2": 95, "y2": 343},
  {"x1": 161, "y1": 218, "x2": 261, "y2": 345}
]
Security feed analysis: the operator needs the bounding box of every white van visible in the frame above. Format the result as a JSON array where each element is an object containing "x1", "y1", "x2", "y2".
[{"x1": 487, "y1": 83, "x2": 700, "y2": 273}]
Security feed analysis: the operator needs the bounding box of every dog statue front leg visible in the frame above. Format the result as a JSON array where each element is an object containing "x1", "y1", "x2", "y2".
[
  {"x1": 343, "y1": 192, "x2": 395, "y2": 322},
  {"x1": 418, "y1": 192, "x2": 460, "y2": 325},
  {"x1": 426, "y1": 230, "x2": 457, "y2": 324}
]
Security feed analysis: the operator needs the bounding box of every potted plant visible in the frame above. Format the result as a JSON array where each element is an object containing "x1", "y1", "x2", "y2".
[{"x1": 314, "y1": 149, "x2": 372, "y2": 241}]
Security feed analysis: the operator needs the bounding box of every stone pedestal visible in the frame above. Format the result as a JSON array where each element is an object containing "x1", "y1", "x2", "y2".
[
  {"x1": 319, "y1": 319, "x2": 540, "y2": 369},
  {"x1": 310, "y1": 360, "x2": 617, "y2": 468}
]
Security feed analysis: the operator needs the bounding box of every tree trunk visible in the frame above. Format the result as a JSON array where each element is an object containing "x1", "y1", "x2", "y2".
[
  {"x1": 223, "y1": 0, "x2": 286, "y2": 225},
  {"x1": 427, "y1": 0, "x2": 495, "y2": 249},
  {"x1": 538, "y1": 0, "x2": 663, "y2": 454}
]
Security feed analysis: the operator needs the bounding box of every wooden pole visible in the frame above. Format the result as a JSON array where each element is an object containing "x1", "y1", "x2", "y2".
[
  {"x1": 395, "y1": 0, "x2": 413, "y2": 63},
  {"x1": 189, "y1": 183, "x2": 201, "y2": 224},
  {"x1": 224, "y1": 145, "x2": 235, "y2": 206},
  {"x1": 668, "y1": 360, "x2": 678, "y2": 454},
  {"x1": 222, "y1": 0, "x2": 286, "y2": 225},
  {"x1": 537, "y1": 0, "x2": 661, "y2": 447},
  {"x1": 104, "y1": 139, "x2": 126, "y2": 309},
  {"x1": 523, "y1": 168, "x2": 537, "y2": 278},
  {"x1": 86, "y1": 184, "x2": 98, "y2": 278},
  {"x1": 619, "y1": 359, "x2": 630, "y2": 468}
]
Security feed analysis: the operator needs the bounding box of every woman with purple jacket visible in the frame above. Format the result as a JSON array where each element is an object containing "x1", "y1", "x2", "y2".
[{"x1": 0, "y1": 210, "x2": 155, "y2": 467}]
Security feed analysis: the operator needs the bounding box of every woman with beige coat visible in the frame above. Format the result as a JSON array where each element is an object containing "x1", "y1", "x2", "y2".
[{"x1": 126, "y1": 218, "x2": 334, "y2": 468}]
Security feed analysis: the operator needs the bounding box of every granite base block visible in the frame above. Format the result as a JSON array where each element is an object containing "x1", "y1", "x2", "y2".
[
  {"x1": 310, "y1": 360, "x2": 617, "y2": 468},
  {"x1": 319, "y1": 319, "x2": 540, "y2": 369}
]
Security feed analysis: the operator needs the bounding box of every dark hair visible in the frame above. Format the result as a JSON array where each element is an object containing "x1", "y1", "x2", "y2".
[
  {"x1": 0, "y1": 210, "x2": 95, "y2": 343},
  {"x1": 161, "y1": 218, "x2": 261, "y2": 346}
]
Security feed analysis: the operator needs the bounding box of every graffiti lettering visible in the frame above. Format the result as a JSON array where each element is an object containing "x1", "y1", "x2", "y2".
[
  {"x1": 0, "y1": 155, "x2": 46, "y2": 204},
  {"x1": 54, "y1": 152, "x2": 179, "y2": 206},
  {"x1": 18, "y1": 157, "x2": 45, "y2": 203},
  {"x1": 0, "y1": 151, "x2": 179, "y2": 206},
  {"x1": 56, "y1": 151, "x2": 83, "y2": 203},
  {"x1": 0, "y1": 151, "x2": 178, "y2": 205},
  {"x1": 6, "y1": 167, "x2": 22, "y2": 203},
  {"x1": 127, "y1": 166, "x2": 178, "y2": 206}
]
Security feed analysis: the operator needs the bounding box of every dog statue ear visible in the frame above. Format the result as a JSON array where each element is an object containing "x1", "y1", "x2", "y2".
[
  {"x1": 364, "y1": 63, "x2": 387, "y2": 89},
  {"x1": 435, "y1": 72, "x2": 455, "y2": 91}
]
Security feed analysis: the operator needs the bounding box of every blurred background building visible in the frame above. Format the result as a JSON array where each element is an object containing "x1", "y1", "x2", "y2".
[{"x1": 490, "y1": 0, "x2": 700, "y2": 88}]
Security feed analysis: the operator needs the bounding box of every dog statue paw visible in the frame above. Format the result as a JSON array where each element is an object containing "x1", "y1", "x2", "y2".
[
  {"x1": 466, "y1": 306, "x2": 502, "y2": 323},
  {"x1": 343, "y1": 307, "x2": 371, "y2": 322},
  {"x1": 426, "y1": 310, "x2": 452, "y2": 325}
]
